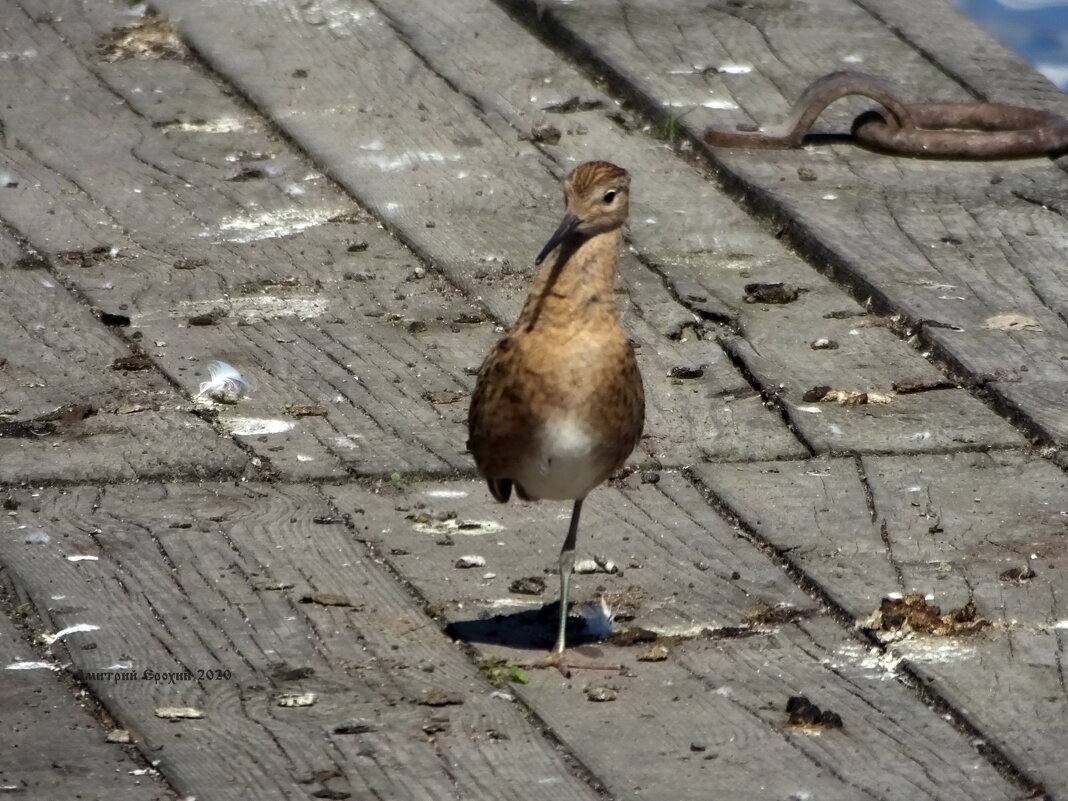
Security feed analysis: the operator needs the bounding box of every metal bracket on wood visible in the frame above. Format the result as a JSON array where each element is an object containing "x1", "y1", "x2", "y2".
[{"x1": 704, "y1": 71, "x2": 1068, "y2": 159}]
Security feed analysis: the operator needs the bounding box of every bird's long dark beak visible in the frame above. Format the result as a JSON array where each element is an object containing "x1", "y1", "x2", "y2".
[{"x1": 534, "y1": 211, "x2": 581, "y2": 266}]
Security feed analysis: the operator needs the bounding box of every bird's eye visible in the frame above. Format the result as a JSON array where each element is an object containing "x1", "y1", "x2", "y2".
[{"x1": 603, "y1": 190, "x2": 617, "y2": 203}]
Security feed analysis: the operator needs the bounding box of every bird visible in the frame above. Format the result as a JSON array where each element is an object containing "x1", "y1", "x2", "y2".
[{"x1": 467, "y1": 160, "x2": 645, "y2": 663}]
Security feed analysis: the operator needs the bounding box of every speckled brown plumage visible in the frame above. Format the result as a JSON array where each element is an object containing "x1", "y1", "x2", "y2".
[{"x1": 466, "y1": 160, "x2": 645, "y2": 658}]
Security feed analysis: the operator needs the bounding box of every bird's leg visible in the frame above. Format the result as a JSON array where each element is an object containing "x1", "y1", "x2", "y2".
[
  {"x1": 552, "y1": 497, "x2": 584, "y2": 655},
  {"x1": 517, "y1": 497, "x2": 621, "y2": 675}
]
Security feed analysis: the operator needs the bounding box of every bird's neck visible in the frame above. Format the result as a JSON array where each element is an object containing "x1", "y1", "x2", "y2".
[{"x1": 515, "y1": 228, "x2": 623, "y2": 333}]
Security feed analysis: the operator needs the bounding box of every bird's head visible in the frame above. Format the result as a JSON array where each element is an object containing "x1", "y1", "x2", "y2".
[{"x1": 535, "y1": 161, "x2": 630, "y2": 265}]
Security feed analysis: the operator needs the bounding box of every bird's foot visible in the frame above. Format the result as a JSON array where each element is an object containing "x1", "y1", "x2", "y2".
[{"x1": 520, "y1": 650, "x2": 623, "y2": 678}]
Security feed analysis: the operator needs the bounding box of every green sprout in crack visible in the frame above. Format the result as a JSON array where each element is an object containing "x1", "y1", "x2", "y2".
[
  {"x1": 658, "y1": 106, "x2": 696, "y2": 142},
  {"x1": 389, "y1": 471, "x2": 428, "y2": 487},
  {"x1": 479, "y1": 658, "x2": 529, "y2": 686}
]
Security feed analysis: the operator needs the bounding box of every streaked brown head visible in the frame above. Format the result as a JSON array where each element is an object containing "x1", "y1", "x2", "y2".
[{"x1": 535, "y1": 161, "x2": 631, "y2": 265}]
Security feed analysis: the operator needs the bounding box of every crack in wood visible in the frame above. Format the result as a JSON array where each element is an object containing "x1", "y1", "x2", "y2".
[
  {"x1": 718, "y1": 337, "x2": 817, "y2": 457},
  {"x1": 672, "y1": 642, "x2": 886, "y2": 799},
  {"x1": 854, "y1": 461, "x2": 905, "y2": 593},
  {"x1": 851, "y1": 454, "x2": 879, "y2": 526}
]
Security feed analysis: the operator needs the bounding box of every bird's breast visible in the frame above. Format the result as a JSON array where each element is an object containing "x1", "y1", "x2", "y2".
[{"x1": 513, "y1": 416, "x2": 607, "y2": 501}]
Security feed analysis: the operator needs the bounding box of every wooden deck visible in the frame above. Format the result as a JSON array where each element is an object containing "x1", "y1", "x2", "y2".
[{"x1": 2, "y1": 0, "x2": 1067, "y2": 798}]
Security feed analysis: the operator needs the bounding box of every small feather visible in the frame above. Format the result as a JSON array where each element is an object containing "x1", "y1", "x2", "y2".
[
  {"x1": 196, "y1": 360, "x2": 253, "y2": 403},
  {"x1": 580, "y1": 596, "x2": 615, "y2": 641}
]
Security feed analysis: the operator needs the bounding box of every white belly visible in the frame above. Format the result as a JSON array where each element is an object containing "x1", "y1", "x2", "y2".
[{"x1": 515, "y1": 417, "x2": 605, "y2": 501}]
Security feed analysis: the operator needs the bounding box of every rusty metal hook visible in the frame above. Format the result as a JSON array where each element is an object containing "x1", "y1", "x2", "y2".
[{"x1": 703, "y1": 71, "x2": 1068, "y2": 159}]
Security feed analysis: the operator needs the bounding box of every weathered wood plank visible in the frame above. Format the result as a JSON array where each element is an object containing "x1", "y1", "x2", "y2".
[
  {"x1": 152, "y1": 0, "x2": 808, "y2": 465},
  {"x1": 725, "y1": 319, "x2": 1021, "y2": 454},
  {"x1": 326, "y1": 474, "x2": 1025, "y2": 800},
  {"x1": 500, "y1": 0, "x2": 1068, "y2": 446},
  {"x1": 0, "y1": 253, "x2": 245, "y2": 484},
  {"x1": 0, "y1": 604, "x2": 175, "y2": 800},
  {"x1": 0, "y1": 482, "x2": 604, "y2": 801},
  {"x1": 0, "y1": 0, "x2": 799, "y2": 474},
  {"x1": 696, "y1": 452, "x2": 1068, "y2": 796},
  {"x1": 218, "y1": 0, "x2": 1025, "y2": 457},
  {"x1": 502, "y1": 616, "x2": 1022, "y2": 801},
  {"x1": 148, "y1": 313, "x2": 488, "y2": 479},
  {"x1": 0, "y1": 0, "x2": 505, "y2": 479}
]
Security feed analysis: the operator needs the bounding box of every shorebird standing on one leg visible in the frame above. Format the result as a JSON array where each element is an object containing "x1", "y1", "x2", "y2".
[{"x1": 467, "y1": 160, "x2": 645, "y2": 664}]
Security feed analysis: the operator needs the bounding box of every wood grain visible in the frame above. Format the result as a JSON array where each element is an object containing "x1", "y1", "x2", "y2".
[
  {"x1": 1, "y1": 0, "x2": 1064, "y2": 798},
  {"x1": 0, "y1": 0, "x2": 505, "y2": 478},
  {"x1": 503, "y1": 0, "x2": 1068, "y2": 446},
  {"x1": 0, "y1": 607, "x2": 175, "y2": 800},
  {"x1": 698, "y1": 452, "x2": 1068, "y2": 794},
  {"x1": 0, "y1": 247, "x2": 245, "y2": 483},
  {"x1": 0, "y1": 482, "x2": 604, "y2": 801},
  {"x1": 320, "y1": 0, "x2": 1018, "y2": 455},
  {"x1": 327, "y1": 473, "x2": 1023, "y2": 800},
  {"x1": 152, "y1": 0, "x2": 809, "y2": 465}
]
